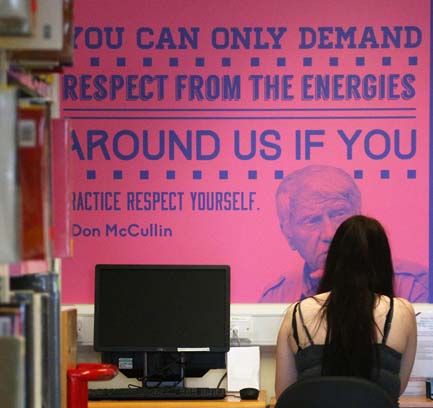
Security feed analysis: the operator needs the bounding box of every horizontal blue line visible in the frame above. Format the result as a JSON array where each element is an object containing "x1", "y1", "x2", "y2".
[
  {"x1": 63, "y1": 107, "x2": 416, "y2": 112},
  {"x1": 65, "y1": 116, "x2": 416, "y2": 120}
]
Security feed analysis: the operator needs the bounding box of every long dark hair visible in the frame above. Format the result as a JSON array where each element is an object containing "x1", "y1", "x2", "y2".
[{"x1": 316, "y1": 215, "x2": 395, "y2": 378}]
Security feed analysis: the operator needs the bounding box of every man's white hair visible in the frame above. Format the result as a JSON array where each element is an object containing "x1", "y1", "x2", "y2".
[{"x1": 276, "y1": 165, "x2": 362, "y2": 225}]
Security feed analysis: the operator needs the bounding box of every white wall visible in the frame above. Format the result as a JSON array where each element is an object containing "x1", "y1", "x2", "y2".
[{"x1": 70, "y1": 302, "x2": 433, "y2": 404}]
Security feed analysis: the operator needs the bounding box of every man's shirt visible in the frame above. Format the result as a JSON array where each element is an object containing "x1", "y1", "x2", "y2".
[{"x1": 259, "y1": 259, "x2": 429, "y2": 303}]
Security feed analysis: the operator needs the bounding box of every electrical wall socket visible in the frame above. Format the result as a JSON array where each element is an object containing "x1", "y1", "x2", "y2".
[
  {"x1": 77, "y1": 314, "x2": 94, "y2": 345},
  {"x1": 230, "y1": 316, "x2": 254, "y2": 339}
]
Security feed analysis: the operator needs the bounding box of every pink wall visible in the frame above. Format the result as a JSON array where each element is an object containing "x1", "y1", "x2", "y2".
[{"x1": 60, "y1": 0, "x2": 431, "y2": 303}]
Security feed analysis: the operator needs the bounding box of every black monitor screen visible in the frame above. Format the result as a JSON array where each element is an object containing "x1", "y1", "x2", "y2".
[{"x1": 94, "y1": 264, "x2": 230, "y2": 353}]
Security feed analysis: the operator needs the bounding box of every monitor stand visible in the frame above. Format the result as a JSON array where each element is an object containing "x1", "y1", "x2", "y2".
[
  {"x1": 142, "y1": 352, "x2": 185, "y2": 388},
  {"x1": 102, "y1": 350, "x2": 227, "y2": 385}
]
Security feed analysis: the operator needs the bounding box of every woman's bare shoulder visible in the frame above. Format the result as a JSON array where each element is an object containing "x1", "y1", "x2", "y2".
[
  {"x1": 278, "y1": 302, "x2": 298, "y2": 336},
  {"x1": 376, "y1": 295, "x2": 414, "y2": 312},
  {"x1": 374, "y1": 295, "x2": 415, "y2": 322},
  {"x1": 393, "y1": 297, "x2": 416, "y2": 317},
  {"x1": 296, "y1": 294, "x2": 328, "y2": 318},
  {"x1": 301, "y1": 292, "x2": 329, "y2": 307}
]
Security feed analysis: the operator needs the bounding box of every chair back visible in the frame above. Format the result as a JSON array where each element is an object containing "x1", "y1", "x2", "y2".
[{"x1": 275, "y1": 376, "x2": 395, "y2": 408}]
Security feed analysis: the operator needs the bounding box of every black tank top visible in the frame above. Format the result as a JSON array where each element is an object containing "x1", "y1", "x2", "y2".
[{"x1": 291, "y1": 297, "x2": 402, "y2": 404}]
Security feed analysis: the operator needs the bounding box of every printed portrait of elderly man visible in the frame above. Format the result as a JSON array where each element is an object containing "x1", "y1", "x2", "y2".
[{"x1": 259, "y1": 165, "x2": 429, "y2": 303}]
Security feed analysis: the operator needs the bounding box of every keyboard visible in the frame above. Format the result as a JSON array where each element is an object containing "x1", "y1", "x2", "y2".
[{"x1": 88, "y1": 386, "x2": 226, "y2": 401}]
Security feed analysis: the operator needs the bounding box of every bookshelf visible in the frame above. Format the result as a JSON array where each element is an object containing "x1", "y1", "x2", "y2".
[{"x1": 0, "y1": 1, "x2": 74, "y2": 407}]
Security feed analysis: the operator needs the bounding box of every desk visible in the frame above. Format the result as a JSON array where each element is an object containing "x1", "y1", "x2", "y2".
[
  {"x1": 269, "y1": 395, "x2": 433, "y2": 408},
  {"x1": 399, "y1": 396, "x2": 433, "y2": 408},
  {"x1": 88, "y1": 391, "x2": 266, "y2": 408}
]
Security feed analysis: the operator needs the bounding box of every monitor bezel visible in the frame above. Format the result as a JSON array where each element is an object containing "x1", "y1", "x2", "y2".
[{"x1": 93, "y1": 264, "x2": 231, "y2": 353}]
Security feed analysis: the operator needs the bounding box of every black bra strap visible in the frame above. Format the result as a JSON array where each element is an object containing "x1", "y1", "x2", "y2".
[
  {"x1": 298, "y1": 303, "x2": 315, "y2": 346},
  {"x1": 382, "y1": 297, "x2": 394, "y2": 345},
  {"x1": 291, "y1": 302, "x2": 301, "y2": 351}
]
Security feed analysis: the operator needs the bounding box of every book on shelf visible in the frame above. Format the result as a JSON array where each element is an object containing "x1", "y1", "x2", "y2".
[
  {"x1": 51, "y1": 118, "x2": 73, "y2": 258},
  {"x1": 0, "y1": 87, "x2": 20, "y2": 263},
  {"x1": 10, "y1": 273, "x2": 61, "y2": 408},
  {"x1": 12, "y1": 290, "x2": 43, "y2": 408},
  {"x1": 0, "y1": 265, "x2": 10, "y2": 303},
  {"x1": 0, "y1": 304, "x2": 27, "y2": 405},
  {"x1": 0, "y1": 336, "x2": 25, "y2": 408},
  {"x1": 0, "y1": 0, "x2": 63, "y2": 50},
  {"x1": 0, "y1": 302, "x2": 26, "y2": 336},
  {"x1": 0, "y1": 0, "x2": 34, "y2": 36},
  {"x1": 10, "y1": 0, "x2": 74, "y2": 71},
  {"x1": 18, "y1": 100, "x2": 51, "y2": 260},
  {"x1": 7, "y1": 68, "x2": 53, "y2": 99}
]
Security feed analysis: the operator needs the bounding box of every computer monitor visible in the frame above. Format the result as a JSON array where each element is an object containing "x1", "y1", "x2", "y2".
[{"x1": 93, "y1": 264, "x2": 230, "y2": 384}]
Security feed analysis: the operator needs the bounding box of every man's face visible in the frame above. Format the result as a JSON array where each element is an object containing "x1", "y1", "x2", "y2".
[{"x1": 282, "y1": 192, "x2": 357, "y2": 272}]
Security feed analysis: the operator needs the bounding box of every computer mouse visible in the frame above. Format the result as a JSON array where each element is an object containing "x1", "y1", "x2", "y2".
[{"x1": 239, "y1": 387, "x2": 259, "y2": 400}]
